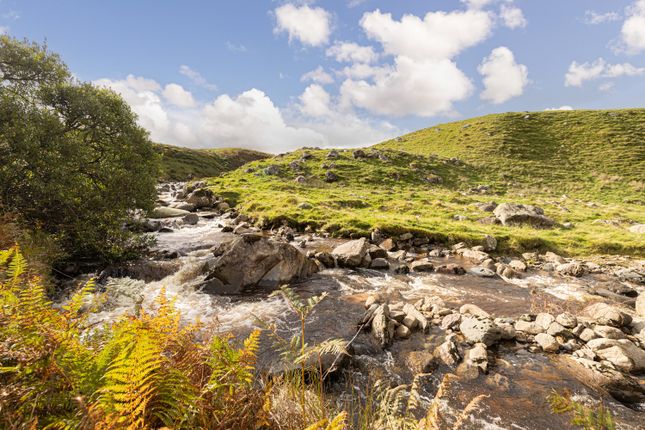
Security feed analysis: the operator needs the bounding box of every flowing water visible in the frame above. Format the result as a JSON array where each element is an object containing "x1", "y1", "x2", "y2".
[{"x1": 65, "y1": 187, "x2": 644, "y2": 429}]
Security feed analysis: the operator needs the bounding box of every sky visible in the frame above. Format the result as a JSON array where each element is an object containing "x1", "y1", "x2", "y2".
[{"x1": 1, "y1": 0, "x2": 644, "y2": 153}]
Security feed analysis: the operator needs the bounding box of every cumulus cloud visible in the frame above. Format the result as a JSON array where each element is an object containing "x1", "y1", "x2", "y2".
[
  {"x1": 584, "y1": 10, "x2": 620, "y2": 25},
  {"x1": 326, "y1": 41, "x2": 378, "y2": 63},
  {"x1": 500, "y1": 3, "x2": 527, "y2": 29},
  {"x1": 93, "y1": 74, "x2": 394, "y2": 152},
  {"x1": 478, "y1": 47, "x2": 528, "y2": 104},
  {"x1": 461, "y1": 0, "x2": 495, "y2": 10},
  {"x1": 621, "y1": 0, "x2": 645, "y2": 54},
  {"x1": 179, "y1": 65, "x2": 217, "y2": 91},
  {"x1": 162, "y1": 83, "x2": 196, "y2": 108},
  {"x1": 565, "y1": 58, "x2": 645, "y2": 86},
  {"x1": 274, "y1": 4, "x2": 332, "y2": 47},
  {"x1": 301, "y1": 66, "x2": 334, "y2": 85},
  {"x1": 544, "y1": 106, "x2": 574, "y2": 111}
]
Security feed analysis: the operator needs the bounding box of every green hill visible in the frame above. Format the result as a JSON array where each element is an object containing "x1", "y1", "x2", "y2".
[
  {"x1": 207, "y1": 109, "x2": 645, "y2": 256},
  {"x1": 155, "y1": 144, "x2": 269, "y2": 181}
]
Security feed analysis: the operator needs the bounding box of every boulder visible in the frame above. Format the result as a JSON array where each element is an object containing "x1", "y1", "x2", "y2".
[
  {"x1": 556, "y1": 262, "x2": 585, "y2": 277},
  {"x1": 482, "y1": 234, "x2": 497, "y2": 251},
  {"x1": 509, "y1": 259, "x2": 527, "y2": 272},
  {"x1": 628, "y1": 224, "x2": 645, "y2": 234},
  {"x1": 543, "y1": 251, "x2": 566, "y2": 264},
  {"x1": 586, "y1": 338, "x2": 645, "y2": 373},
  {"x1": 370, "y1": 258, "x2": 390, "y2": 270},
  {"x1": 515, "y1": 320, "x2": 544, "y2": 335},
  {"x1": 470, "y1": 266, "x2": 496, "y2": 278},
  {"x1": 535, "y1": 333, "x2": 559, "y2": 353},
  {"x1": 555, "y1": 312, "x2": 577, "y2": 328},
  {"x1": 459, "y1": 304, "x2": 490, "y2": 318},
  {"x1": 315, "y1": 252, "x2": 335, "y2": 268},
  {"x1": 637, "y1": 294, "x2": 645, "y2": 317},
  {"x1": 182, "y1": 213, "x2": 199, "y2": 225},
  {"x1": 203, "y1": 235, "x2": 317, "y2": 294},
  {"x1": 150, "y1": 206, "x2": 191, "y2": 218},
  {"x1": 456, "y1": 248, "x2": 489, "y2": 263},
  {"x1": 435, "y1": 264, "x2": 466, "y2": 275},
  {"x1": 186, "y1": 188, "x2": 215, "y2": 209},
  {"x1": 581, "y1": 303, "x2": 631, "y2": 328},
  {"x1": 459, "y1": 316, "x2": 501, "y2": 346},
  {"x1": 324, "y1": 171, "x2": 339, "y2": 183},
  {"x1": 465, "y1": 343, "x2": 488, "y2": 373},
  {"x1": 435, "y1": 335, "x2": 461, "y2": 367},
  {"x1": 331, "y1": 238, "x2": 369, "y2": 268},
  {"x1": 441, "y1": 313, "x2": 461, "y2": 330},
  {"x1": 493, "y1": 203, "x2": 554, "y2": 227},
  {"x1": 410, "y1": 260, "x2": 435, "y2": 272},
  {"x1": 402, "y1": 303, "x2": 429, "y2": 331}
]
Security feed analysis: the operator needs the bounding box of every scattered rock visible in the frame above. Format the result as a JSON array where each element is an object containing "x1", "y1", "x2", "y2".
[
  {"x1": 470, "y1": 266, "x2": 496, "y2": 278},
  {"x1": 555, "y1": 312, "x2": 577, "y2": 328},
  {"x1": 543, "y1": 251, "x2": 566, "y2": 264},
  {"x1": 535, "y1": 333, "x2": 560, "y2": 353},
  {"x1": 435, "y1": 335, "x2": 461, "y2": 367},
  {"x1": 182, "y1": 213, "x2": 199, "y2": 225},
  {"x1": 436, "y1": 264, "x2": 466, "y2": 275},
  {"x1": 441, "y1": 313, "x2": 461, "y2": 330},
  {"x1": 370, "y1": 258, "x2": 390, "y2": 270},
  {"x1": 410, "y1": 260, "x2": 435, "y2": 272},
  {"x1": 628, "y1": 224, "x2": 645, "y2": 234},
  {"x1": 582, "y1": 303, "x2": 631, "y2": 328},
  {"x1": 586, "y1": 338, "x2": 645, "y2": 372},
  {"x1": 493, "y1": 203, "x2": 554, "y2": 228},
  {"x1": 150, "y1": 206, "x2": 191, "y2": 218},
  {"x1": 482, "y1": 235, "x2": 497, "y2": 251},
  {"x1": 465, "y1": 343, "x2": 488, "y2": 373},
  {"x1": 324, "y1": 171, "x2": 339, "y2": 183},
  {"x1": 459, "y1": 316, "x2": 501, "y2": 346},
  {"x1": 556, "y1": 262, "x2": 585, "y2": 277},
  {"x1": 331, "y1": 238, "x2": 369, "y2": 268},
  {"x1": 459, "y1": 304, "x2": 490, "y2": 318}
]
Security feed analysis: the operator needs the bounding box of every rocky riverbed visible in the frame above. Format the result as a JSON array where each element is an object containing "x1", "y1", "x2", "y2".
[{"x1": 67, "y1": 182, "x2": 645, "y2": 429}]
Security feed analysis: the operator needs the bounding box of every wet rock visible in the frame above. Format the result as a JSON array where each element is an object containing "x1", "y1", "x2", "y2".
[
  {"x1": 203, "y1": 235, "x2": 317, "y2": 294},
  {"x1": 593, "y1": 325, "x2": 627, "y2": 340},
  {"x1": 586, "y1": 338, "x2": 645, "y2": 372},
  {"x1": 171, "y1": 202, "x2": 196, "y2": 211},
  {"x1": 441, "y1": 313, "x2": 461, "y2": 330},
  {"x1": 150, "y1": 206, "x2": 191, "y2": 218},
  {"x1": 371, "y1": 304, "x2": 392, "y2": 348},
  {"x1": 216, "y1": 202, "x2": 230, "y2": 212},
  {"x1": 481, "y1": 259, "x2": 497, "y2": 272},
  {"x1": 459, "y1": 304, "x2": 490, "y2": 318},
  {"x1": 315, "y1": 252, "x2": 335, "y2": 268},
  {"x1": 494, "y1": 318, "x2": 516, "y2": 340},
  {"x1": 456, "y1": 248, "x2": 489, "y2": 263},
  {"x1": 436, "y1": 264, "x2": 466, "y2": 275},
  {"x1": 493, "y1": 203, "x2": 554, "y2": 228},
  {"x1": 186, "y1": 188, "x2": 215, "y2": 209},
  {"x1": 182, "y1": 213, "x2": 199, "y2": 225},
  {"x1": 379, "y1": 238, "x2": 395, "y2": 252},
  {"x1": 370, "y1": 258, "x2": 390, "y2": 270},
  {"x1": 368, "y1": 244, "x2": 388, "y2": 259},
  {"x1": 556, "y1": 262, "x2": 585, "y2": 277},
  {"x1": 509, "y1": 259, "x2": 527, "y2": 272},
  {"x1": 465, "y1": 343, "x2": 488, "y2": 373},
  {"x1": 582, "y1": 302, "x2": 632, "y2": 328},
  {"x1": 395, "y1": 324, "x2": 411, "y2": 339},
  {"x1": 535, "y1": 333, "x2": 560, "y2": 353},
  {"x1": 459, "y1": 316, "x2": 502, "y2": 346},
  {"x1": 331, "y1": 238, "x2": 369, "y2": 268},
  {"x1": 435, "y1": 334, "x2": 461, "y2": 367},
  {"x1": 410, "y1": 260, "x2": 434, "y2": 272},
  {"x1": 556, "y1": 312, "x2": 577, "y2": 328},
  {"x1": 403, "y1": 303, "x2": 428, "y2": 331},
  {"x1": 470, "y1": 266, "x2": 496, "y2": 278}
]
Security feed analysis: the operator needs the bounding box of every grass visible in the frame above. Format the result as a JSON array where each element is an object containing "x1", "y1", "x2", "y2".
[
  {"x1": 206, "y1": 109, "x2": 645, "y2": 257},
  {"x1": 155, "y1": 143, "x2": 269, "y2": 181}
]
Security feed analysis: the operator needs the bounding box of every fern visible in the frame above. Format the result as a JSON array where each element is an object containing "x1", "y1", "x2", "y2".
[{"x1": 548, "y1": 390, "x2": 615, "y2": 430}]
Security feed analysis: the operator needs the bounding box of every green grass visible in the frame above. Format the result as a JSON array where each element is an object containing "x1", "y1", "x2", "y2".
[
  {"x1": 207, "y1": 109, "x2": 645, "y2": 257},
  {"x1": 155, "y1": 143, "x2": 269, "y2": 181}
]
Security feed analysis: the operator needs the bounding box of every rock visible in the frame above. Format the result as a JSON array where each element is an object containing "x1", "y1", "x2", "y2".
[
  {"x1": 297, "y1": 202, "x2": 313, "y2": 209},
  {"x1": 593, "y1": 325, "x2": 627, "y2": 340},
  {"x1": 331, "y1": 238, "x2": 369, "y2": 268},
  {"x1": 203, "y1": 235, "x2": 317, "y2": 294},
  {"x1": 637, "y1": 294, "x2": 645, "y2": 317},
  {"x1": 459, "y1": 304, "x2": 490, "y2": 318},
  {"x1": 482, "y1": 235, "x2": 497, "y2": 251},
  {"x1": 582, "y1": 303, "x2": 632, "y2": 328},
  {"x1": 294, "y1": 175, "x2": 306, "y2": 183},
  {"x1": 410, "y1": 260, "x2": 434, "y2": 272},
  {"x1": 509, "y1": 259, "x2": 527, "y2": 272},
  {"x1": 353, "y1": 149, "x2": 366, "y2": 159},
  {"x1": 172, "y1": 202, "x2": 196, "y2": 211},
  {"x1": 370, "y1": 258, "x2": 390, "y2": 270},
  {"x1": 586, "y1": 338, "x2": 645, "y2": 372},
  {"x1": 456, "y1": 248, "x2": 489, "y2": 263},
  {"x1": 546, "y1": 322, "x2": 567, "y2": 337},
  {"x1": 628, "y1": 224, "x2": 645, "y2": 234},
  {"x1": 470, "y1": 266, "x2": 496, "y2": 278},
  {"x1": 578, "y1": 328, "x2": 598, "y2": 342},
  {"x1": 264, "y1": 165, "x2": 280, "y2": 175},
  {"x1": 459, "y1": 316, "x2": 501, "y2": 346},
  {"x1": 371, "y1": 304, "x2": 392, "y2": 348},
  {"x1": 556, "y1": 262, "x2": 585, "y2": 277},
  {"x1": 216, "y1": 202, "x2": 230, "y2": 212},
  {"x1": 368, "y1": 244, "x2": 388, "y2": 259},
  {"x1": 435, "y1": 335, "x2": 461, "y2": 367},
  {"x1": 535, "y1": 333, "x2": 559, "y2": 352},
  {"x1": 556, "y1": 312, "x2": 577, "y2": 328},
  {"x1": 493, "y1": 203, "x2": 554, "y2": 227},
  {"x1": 502, "y1": 267, "x2": 519, "y2": 279},
  {"x1": 379, "y1": 238, "x2": 395, "y2": 252},
  {"x1": 182, "y1": 213, "x2": 199, "y2": 225},
  {"x1": 403, "y1": 303, "x2": 429, "y2": 331},
  {"x1": 436, "y1": 264, "x2": 466, "y2": 275},
  {"x1": 399, "y1": 232, "x2": 413, "y2": 241},
  {"x1": 327, "y1": 149, "x2": 339, "y2": 159},
  {"x1": 535, "y1": 313, "x2": 555, "y2": 330},
  {"x1": 324, "y1": 171, "x2": 339, "y2": 183},
  {"x1": 475, "y1": 201, "x2": 497, "y2": 212},
  {"x1": 315, "y1": 252, "x2": 335, "y2": 268},
  {"x1": 150, "y1": 206, "x2": 191, "y2": 218},
  {"x1": 186, "y1": 188, "x2": 215, "y2": 209},
  {"x1": 396, "y1": 324, "x2": 411, "y2": 339},
  {"x1": 543, "y1": 251, "x2": 566, "y2": 264},
  {"x1": 515, "y1": 320, "x2": 544, "y2": 335},
  {"x1": 616, "y1": 268, "x2": 645, "y2": 285},
  {"x1": 494, "y1": 318, "x2": 516, "y2": 340},
  {"x1": 465, "y1": 343, "x2": 488, "y2": 373},
  {"x1": 441, "y1": 313, "x2": 461, "y2": 330}
]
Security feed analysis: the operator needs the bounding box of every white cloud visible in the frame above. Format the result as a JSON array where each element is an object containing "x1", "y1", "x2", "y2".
[
  {"x1": 478, "y1": 46, "x2": 528, "y2": 104},
  {"x1": 326, "y1": 41, "x2": 378, "y2": 63},
  {"x1": 301, "y1": 66, "x2": 334, "y2": 85},
  {"x1": 584, "y1": 10, "x2": 620, "y2": 25},
  {"x1": 299, "y1": 84, "x2": 332, "y2": 117},
  {"x1": 341, "y1": 57, "x2": 474, "y2": 117},
  {"x1": 162, "y1": 83, "x2": 195, "y2": 108},
  {"x1": 544, "y1": 106, "x2": 573, "y2": 111},
  {"x1": 347, "y1": 0, "x2": 368, "y2": 8},
  {"x1": 500, "y1": 4, "x2": 527, "y2": 29},
  {"x1": 565, "y1": 58, "x2": 645, "y2": 87},
  {"x1": 621, "y1": 0, "x2": 645, "y2": 54},
  {"x1": 93, "y1": 74, "x2": 395, "y2": 152},
  {"x1": 360, "y1": 9, "x2": 493, "y2": 60},
  {"x1": 225, "y1": 41, "x2": 247, "y2": 53},
  {"x1": 461, "y1": 0, "x2": 495, "y2": 10},
  {"x1": 599, "y1": 81, "x2": 615, "y2": 92},
  {"x1": 274, "y1": 4, "x2": 332, "y2": 47},
  {"x1": 179, "y1": 65, "x2": 217, "y2": 91},
  {"x1": 336, "y1": 63, "x2": 389, "y2": 80}
]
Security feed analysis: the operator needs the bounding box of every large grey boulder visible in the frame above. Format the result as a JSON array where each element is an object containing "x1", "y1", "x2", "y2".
[
  {"x1": 202, "y1": 234, "x2": 317, "y2": 294},
  {"x1": 586, "y1": 338, "x2": 645, "y2": 373},
  {"x1": 150, "y1": 206, "x2": 192, "y2": 218},
  {"x1": 581, "y1": 302, "x2": 632, "y2": 328},
  {"x1": 186, "y1": 188, "x2": 216, "y2": 209},
  {"x1": 493, "y1": 203, "x2": 554, "y2": 227},
  {"x1": 331, "y1": 238, "x2": 369, "y2": 268},
  {"x1": 459, "y1": 316, "x2": 502, "y2": 346}
]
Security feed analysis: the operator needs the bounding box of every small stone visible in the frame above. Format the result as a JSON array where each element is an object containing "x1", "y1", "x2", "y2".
[
  {"x1": 410, "y1": 260, "x2": 435, "y2": 272},
  {"x1": 515, "y1": 320, "x2": 544, "y2": 335},
  {"x1": 459, "y1": 304, "x2": 490, "y2": 318},
  {"x1": 535, "y1": 313, "x2": 555, "y2": 330},
  {"x1": 535, "y1": 333, "x2": 560, "y2": 353},
  {"x1": 556, "y1": 262, "x2": 585, "y2": 277},
  {"x1": 482, "y1": 235, "x2": 497, "y2": 251},
  {"x1": 547, "y1": 322, "x2": 568, "y2": 337},
  {"x1": 579, "y1": 328, "x2": 598, "y2": 342},
  {"x1": 593, "y1": 325, "x2": 627, "y2": 340},
  {"x1": 396, "y1": 324, "x2": 411, "y2": 339},
  {"x1": 441, "y1": 313, "x2": 461, "y2": 330},
  {"x1": 370, "y1": 258, "x2": 390, "y2": 270},
  {"x1": 470, "y1": 266, "x2": 496, "y2": 277},
  {"x1": 509, "y1": 259, "x2": 527, "y2": 272},
  {"x1": 556, "y1": 312, "x2": 577, "y2": 328}
]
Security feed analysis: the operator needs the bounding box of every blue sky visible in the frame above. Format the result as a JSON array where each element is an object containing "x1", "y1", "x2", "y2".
[{"x1": 2, "y1": 0, "x2": 644, "y2": 152}]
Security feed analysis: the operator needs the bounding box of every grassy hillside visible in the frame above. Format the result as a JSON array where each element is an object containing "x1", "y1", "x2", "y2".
[
  {"x1": 155, "y1": 144, "x2": 269, "y2": 181},
  {"x1": 378, "y1": 109, "x2": 645, "y2": 203},
  {"x1": 207, "y1": 109, "x2": 645, "y2": 256}
]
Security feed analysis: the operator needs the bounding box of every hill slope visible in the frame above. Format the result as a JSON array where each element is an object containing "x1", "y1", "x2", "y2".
[
  {"x1": 207, "y1": 109, "x2": 645, "y2": 256},
  {"x1": 377, "y1": 109, "x2": 645, "y2": 203},
  {"x1": 155, "y1": 144, "x2": 269, "y2": 181}
]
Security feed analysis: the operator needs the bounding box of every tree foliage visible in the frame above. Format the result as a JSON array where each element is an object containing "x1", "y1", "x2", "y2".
[{"x1": 0, "y1": 36, "x2": 159, "y2": 261}]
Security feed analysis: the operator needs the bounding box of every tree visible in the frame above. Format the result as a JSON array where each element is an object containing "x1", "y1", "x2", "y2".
[{"x1": 0, "y1": 36, "x2": 159, "y2": 262}]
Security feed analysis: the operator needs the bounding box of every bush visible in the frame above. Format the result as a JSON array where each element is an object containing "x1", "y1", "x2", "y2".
[{"x1": 0, "y1": 36, "x2": 159, "y2": 262}]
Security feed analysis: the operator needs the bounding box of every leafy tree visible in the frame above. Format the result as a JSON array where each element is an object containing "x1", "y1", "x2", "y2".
[{"x1": 0, "y1": 36, "x2": 159, "y2": 262}]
